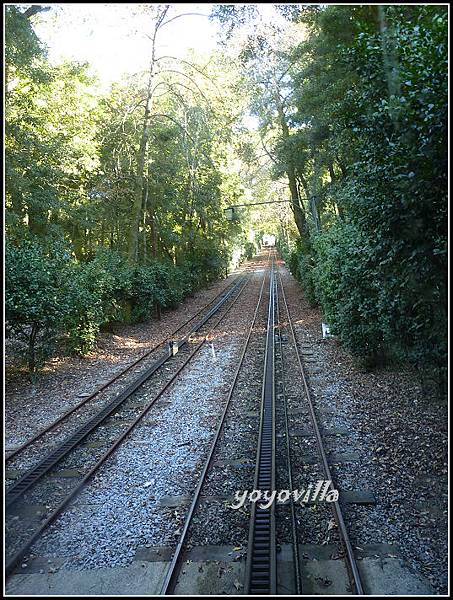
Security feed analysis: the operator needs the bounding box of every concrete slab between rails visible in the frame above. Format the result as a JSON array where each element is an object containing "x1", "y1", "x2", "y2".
[
  {"x1": 357, "y1": 557, "x2": 433, "y2": 595},
  {"x1": 82, "y1": 440, "x2": 107, "y2": 448},
  {"x1": 5, "y1": 469, "x2": 24, "y2": 479},
  {"x1": 157, "y1": 488, "x2": 375, "y2": 509},
  {"x1": 306, "y1": 366, "x2": 324, "y2": 374},
  {"x1": 138, "y1": 545, "x2": 246, "y2": 594},
  {"x1": 340, "y1": 489, "x2": 376, "y2": 505},
  {"x1": 212, "y1": 457, "x2": 255, "y2": 468},
  {"x1": 280, "y1": 555, "x2": 351, "y2": 595},
  {"x1": 6, "y1": 561, "x2": 169, "y2": 595},
  {"x1": 6, "y1": 543, "x2": 432, "y2": 596},
  {"x1": 7, "y1": 503, "x2": 49, "y2": 520},
  {"x1": 8, "y1": 467, "x2": 89, "y2": 480},
  {"x1": 281, "y1": 545, "x2": 432, "y2": 595},
  {"x1": 158, "y1": 494, "x2": 234, "y2": 508},
  {"x1": 287, "y1": 407, "x2": 336, "y2": 416},
  {"x1": 167, "y1": 544, "x2": 431, "y2": 595},
  {"x1": 290, "y1": 426, "x2": 351, "y2": 436},
  {"x1": 172, "y1": 561, "x2": 245, "y2": 595},
  {"x1": 49, "y1": 468, "x2": 85, "y2": 478},
  {"x1": 136, "y1": 544, "x2": 245, "y2": 563},
  {"x1": 297, "y1": 451, "x2": 361, "y2": 465},
  {"x1": 6, "y1": 446, "x2": 22, "y2": 453}
]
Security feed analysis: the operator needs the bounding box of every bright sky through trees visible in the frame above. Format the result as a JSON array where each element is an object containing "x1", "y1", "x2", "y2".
[
  {"x1": 30, "y1": 3, "x2": 288, "y2": 89},
  {"x1": 32, "y1": 3, "x2": 220, "y2": 87}
]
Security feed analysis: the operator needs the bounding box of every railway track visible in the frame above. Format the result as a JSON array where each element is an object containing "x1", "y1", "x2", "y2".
[
  {"x1": 6, "y1": 251, "x2": 366, "y2": 594},
  {"x1": 5, "y1": 265, "x2": 257, "y2": 577},
  {"x1": 244, "y1": 260, "x2": 277, "y2": 594},
  {"x1": 272, "y1": 260, "x2": 364, "y2": 595},
  {"x1": 160, "y1": 252, "x2": 271, "y2": 594},
  {"x1": 158, "y1": 252, "x2": 365, "y2": 595},
  {"x1": 5, "y1": 272, "x2": 247, "y2": 466}
]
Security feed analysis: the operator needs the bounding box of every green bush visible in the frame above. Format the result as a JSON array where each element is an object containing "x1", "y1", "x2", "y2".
[
  {"x1": 128, "y1": 263, "x2": 185, "y2": 323},
  {"x1": 312, "y1": 221, "x2": 387, "y2": 366},
  {"x1": 242, "y1": 241, "x2": 257, "y2": 261},
  {"x1": 180, "y1": 239, "x2": 229, "y2": 289},
  {"x1": 6, "y1": 239, "x2": 237, "y2": 370},
  {"x1": 5, "y1": 239, "x2": 77, "y2": 371},
  {"x1": 66, "y1": 249, "x2": 133, "y2": 354},
  {"x1": 286, "y1": 238, "x2": 317, "y2": 306},
  {"x1": 310, "y1": 213, "x2": 446, "y2": 379},
  {"x1": 285, "y1": 5, "x2": 447, "y2": 387}
]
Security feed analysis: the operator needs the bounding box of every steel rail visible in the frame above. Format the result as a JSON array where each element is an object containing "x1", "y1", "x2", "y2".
[
  {"x1": 6, "y1": 274, "x2": 248, "y2": 508},
  {"x1": 276, "y1": 267, "x2": 365, "y2": 595},
  {"x1": 274, "y1": 265, "x2": 302, "y2": 594},
  {"x1": 6, "y1": 273, "x2": 244, "y2": 463},
  {"x1": 244, "y1": 255, "x2": 277, "y2": 595},
  {"x1": 5, "y1": 269, "x2": 253, "y2": 578},
  {"x1": 160, "y1": 252, "x2": 271, "y2": 595}
]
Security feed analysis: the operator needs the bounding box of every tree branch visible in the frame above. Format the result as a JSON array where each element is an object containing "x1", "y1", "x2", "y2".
[
  {"x1": 159, "y1": 12, "x2": 208, "y2": 29},
  {"x1": 150, "y1": 113, "x2": 216, "y2": 167},
  {"x1": 23, "y1": 5, "x2": 51, "y2": 19}
]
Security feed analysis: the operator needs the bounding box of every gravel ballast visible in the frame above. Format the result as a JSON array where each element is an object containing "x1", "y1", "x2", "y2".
[
  {"x1": 5, "y1": 253, "x2": 446, "y2": 595},
  {"x1": 14, "y1": 261, "x2": 268, "y2": 572},
  {"x1": 278, "y1": 261, "x2": 447, "y2": 594}
]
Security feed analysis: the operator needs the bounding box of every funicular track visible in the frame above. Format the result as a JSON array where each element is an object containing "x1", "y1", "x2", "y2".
[
  {"x1": 273, "y1": 260, "x2": 365, "y2": 595},
  {"x1": 5, "y1": 264, "x2": 256, "y2": 577}
]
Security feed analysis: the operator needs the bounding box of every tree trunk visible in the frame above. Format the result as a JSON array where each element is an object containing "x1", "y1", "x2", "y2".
[
  {"x1": 28, "y1": 323, "x2": 39, "y2": 373},
  {"x1": 274, "y1": 89, "x2": 309, "y2": 239},
  {"x1": 377, "y1": 5, "x2": 401, "y2": 129},
  {"x1": 149, "y1": 206, "x2": 158, "y2": 258},
  {"x1": 128, "y1": 90, "x2": 152, "y2": 263},
  {"x1": 23, "y1": 5, "x2": 51, "y2": 19},
  {"x1": 127, "y1": 9, "x2": 169, "y2": 263},
  {"x1": 142, "y1": 180, "x2": 148, "y2": 263}
]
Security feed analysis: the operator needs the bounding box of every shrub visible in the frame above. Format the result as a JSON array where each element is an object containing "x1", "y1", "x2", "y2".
[
  {"x1": 66, "y1": 249, "x2": 133, "y2": 354},
  {"x1": 242, "y1": 241, "x2": 257, "y2": 261},
  {"x1": 5, "y1": 239, "x2": 76, "y2": 371},
  {"x1": 6, "y1": 240, "x2": 235, "y2": 370},
  {"x1": 286, "y1": 238, "x2": 318, "y2": 306},
  {"x1": 127, "y1": 263, "x2": 185, "y2": 323},
  {"x1": 180, "y1": 239, "x2": 229, "y2": 289},
  {"x1": 312, "y1": 221, "x2": 387, "y2": 366},
  {"x1": 310, "y1": 213, "x2": 446, "y2": 380}
]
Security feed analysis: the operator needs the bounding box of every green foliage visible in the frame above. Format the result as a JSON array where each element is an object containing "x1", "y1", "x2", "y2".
[
  {"x1": 5, "y1": 10, "x2": 248, "y2": 371},
  {"x1": 66, "y1": 251, "x2": 196, "y2": 354},
  {"x1": 242, "y1": 241, "x2": 257, "y2": 261},
  {"x1": 5, "y1": 239, "x2": 76, "y2": 371},
  {"x1": 6, "y1": 241, "x2": 212, "y2": 364},
  {"x1": 286, "y1": 239, "x2": 317, "y2": 306},
  {"x1": 312, "y1": 223, "x2": 387, "y2": 366},
  {"x1": 66, "y1": 250, "x2": 132, "y2": 354},
  {"x1": 5, "y1": 6, "x2": 46, "y2": 81},
  {"x1": 6, "y1": 4, "x2": 446, "y2": 391},
  {"x1": 285, "y1": 5, "x2": 447, "y2": 384},
  {"x1": 179, "y1": 237, "x2": 230, "y2": 290},
  {"x1": 128, "y1": 263, "x2": 186, "y2": 323}
]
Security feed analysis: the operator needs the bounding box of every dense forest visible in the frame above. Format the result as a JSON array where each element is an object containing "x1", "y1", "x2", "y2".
[{"x1": 5, "y1": 4, "x2": 447, "y2": 390}]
